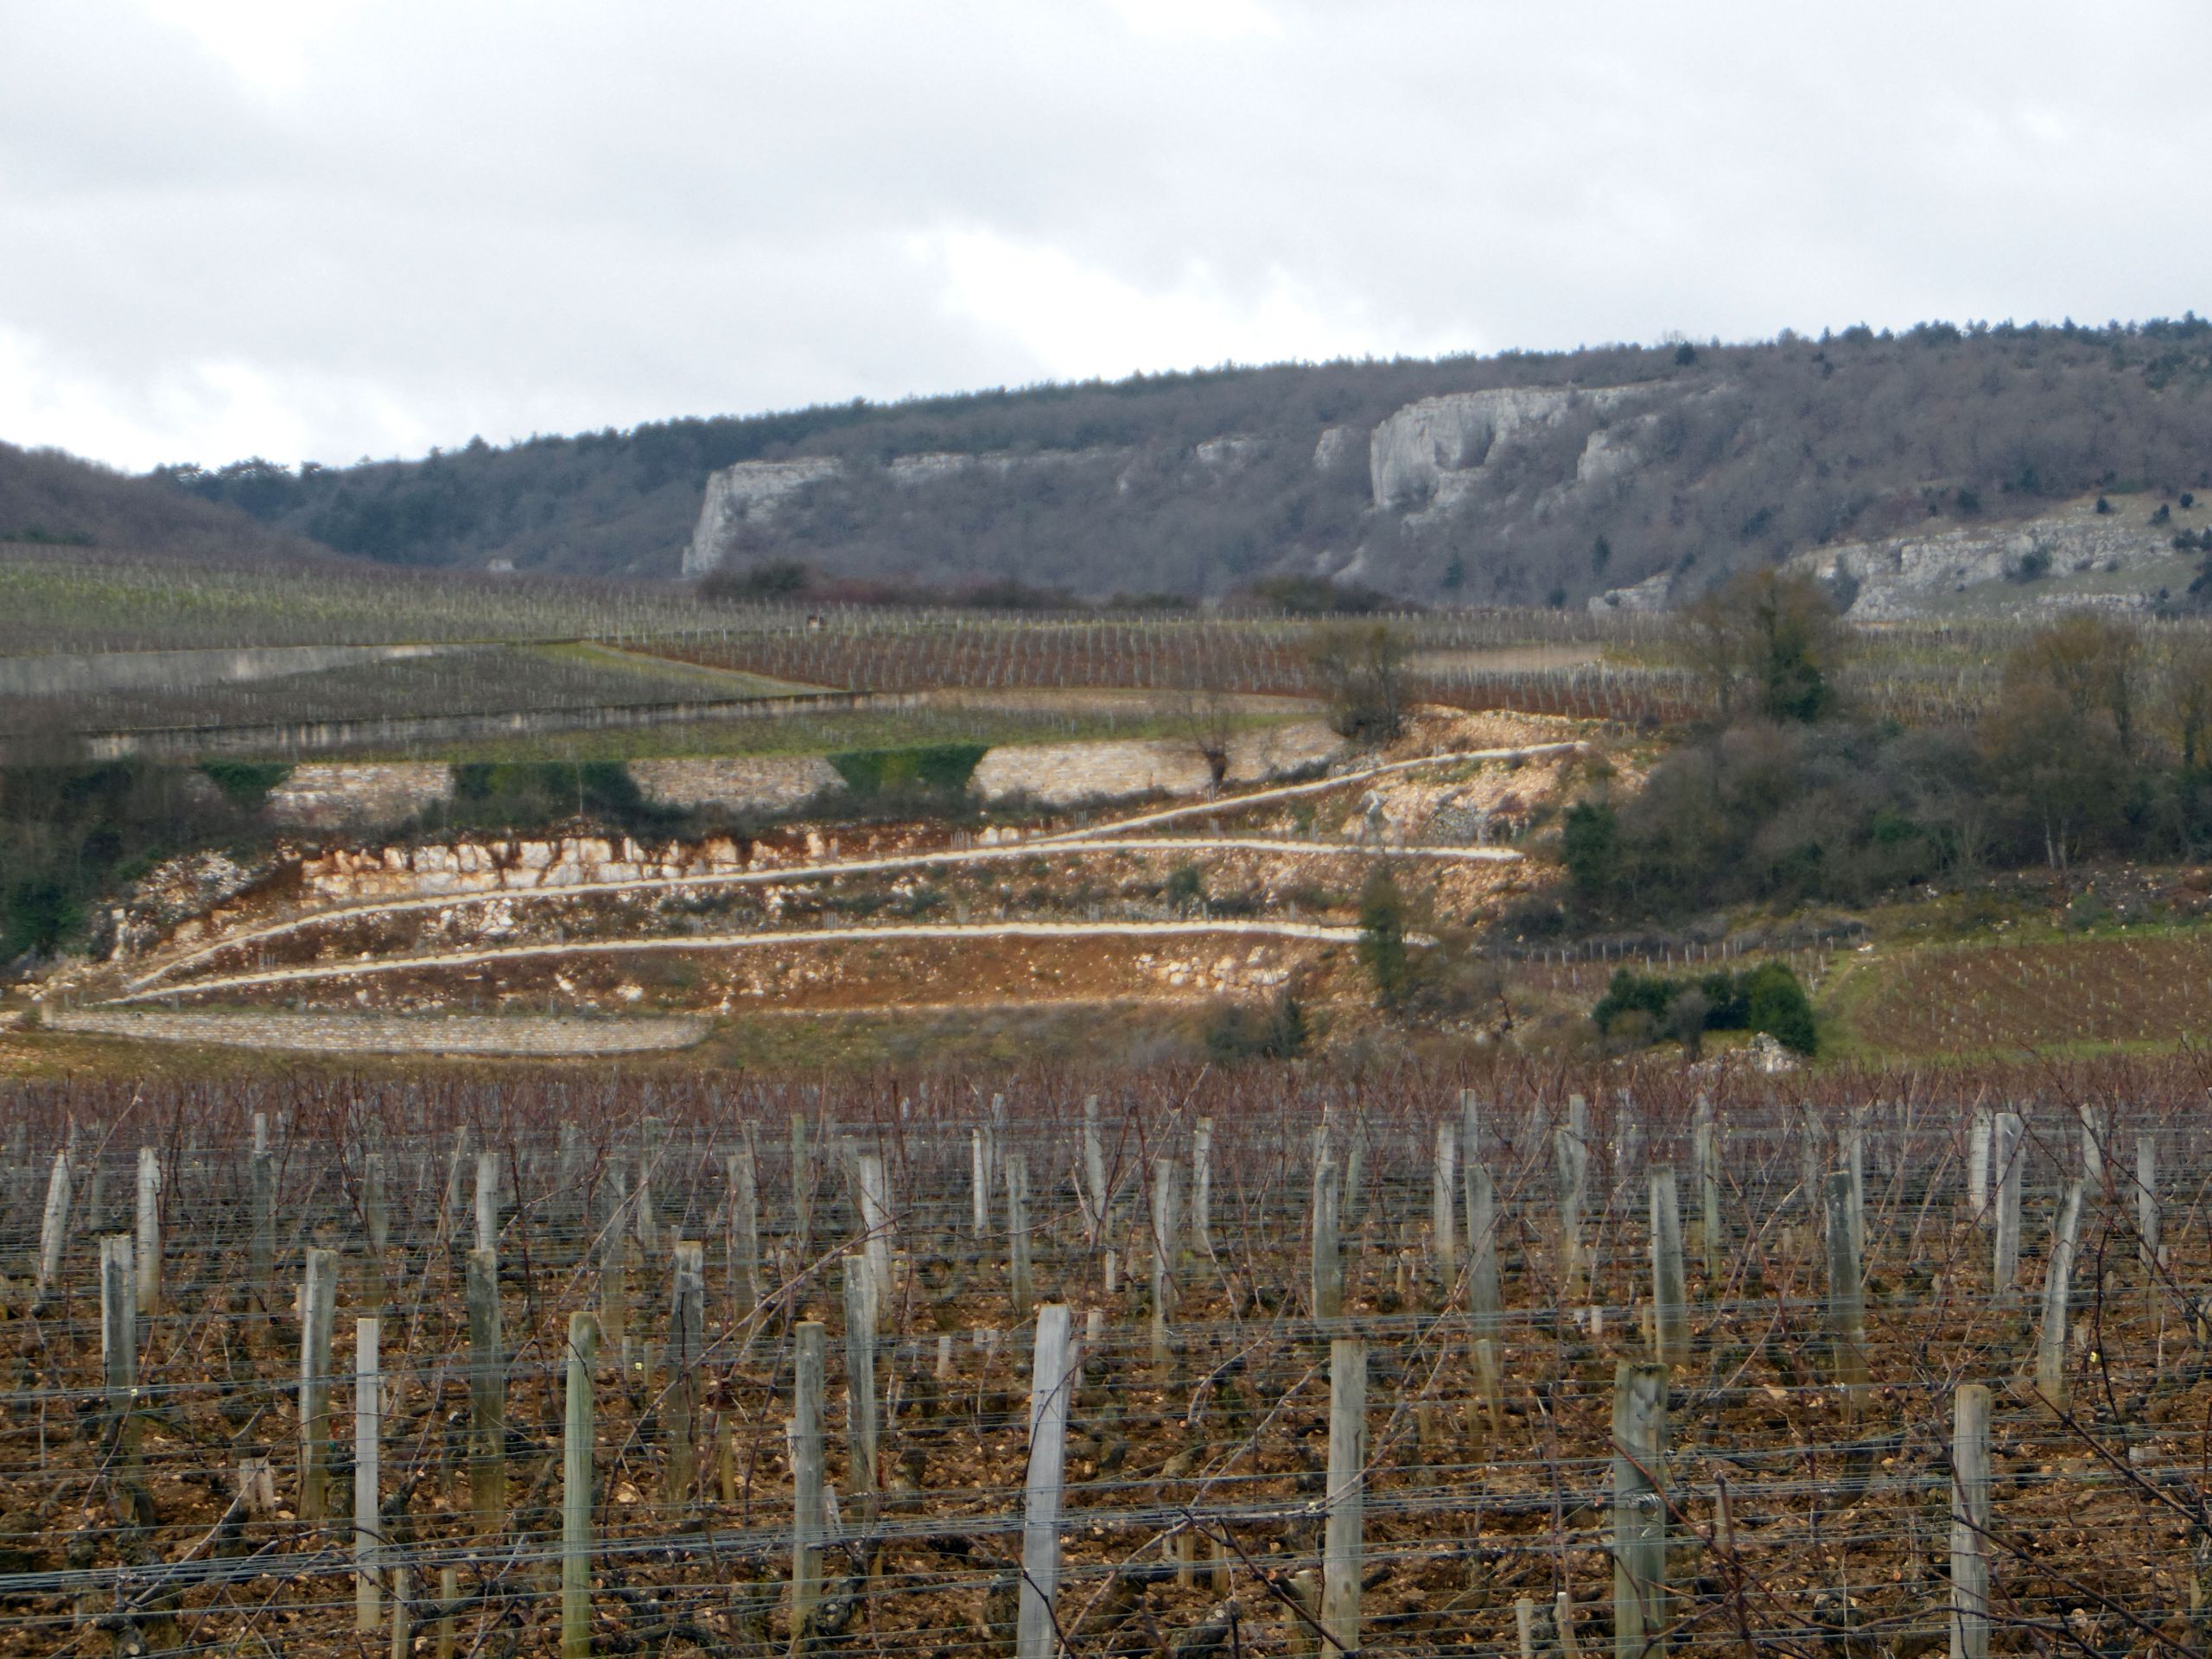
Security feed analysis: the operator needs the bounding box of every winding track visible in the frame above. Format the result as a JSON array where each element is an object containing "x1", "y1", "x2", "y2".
[
  {"x1": 105, "y1": 918, "x2": 1418, "y2": 1005},
  {"x1": 122, "y1": 741, "x2": 1565, "y2": 995}
]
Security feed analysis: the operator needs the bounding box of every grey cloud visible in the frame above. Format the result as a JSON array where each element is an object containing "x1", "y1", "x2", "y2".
[{"x1": 2, "y1": 0, "x2": 2207, "y2": 469}]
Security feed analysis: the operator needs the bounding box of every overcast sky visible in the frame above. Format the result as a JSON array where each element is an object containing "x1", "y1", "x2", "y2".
[{"x1": 3, "y1": 0, "x2": 2207, "y2": 474}]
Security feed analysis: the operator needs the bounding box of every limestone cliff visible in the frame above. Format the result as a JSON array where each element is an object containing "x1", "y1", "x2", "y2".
[
  {"x1": 1368, "y1": 386, "x2": 1637, "y2": 511},
  {"x1": 683, "y1": 458, "x2": 840, "y2": 575}
]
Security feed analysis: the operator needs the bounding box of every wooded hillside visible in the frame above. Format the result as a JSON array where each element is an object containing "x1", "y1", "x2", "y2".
[{"x1": 85, "y1": 317, "x2": 2212, "y2": 603}]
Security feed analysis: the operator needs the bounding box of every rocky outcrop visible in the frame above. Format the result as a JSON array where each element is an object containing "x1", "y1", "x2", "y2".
[
  {"x1": 689, "y1": 448, "x2": 1133, "y2": 575},
  {"x1": 1195, "y1": 436, "x2": 1265, "y2": 468},
  {"x1": 684, "y1": 458, "x2": 840, "y2": 575},
  {"x1": 1587, "y1": 571, "x2": 1674, "y2": 613},
  {"x1": 297, "y1": 833, "x2": 755, "y2": 902},
  {"x1": 263, "y1": 763, "x2": 453, "y2": 830},
  {"x1": 1313, "y1": 426, "x2": 1357, "y2": 472},
  {"x1": 1796, "y1": 497, "x2": 2184, "y2": 620},
  {"x1": 969, "y1": 740, "x2": 1215, "y2": 807},
  {"x1": 1370, "y1": 386, "x2": 1636, "y2": 510},
  {"x1": 1575, "y1": 428, "x2": 1640, "y2": 487},
  {"x1": 969, "y1": 721, "x2": 1343, "y2": 807},
  {"x1": 630, "y1": 755, "x2": 844, "y2": 815},
  {"x1": 1220, "y1": 721, "x2": 1343, "y2": 784}
]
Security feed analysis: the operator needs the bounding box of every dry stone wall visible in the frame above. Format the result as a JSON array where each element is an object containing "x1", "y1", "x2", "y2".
[
  {"x1": 968, "y1": 720, "x2": 1342, "y2": 806},
  {"x1": 629, "y1": 755, "x2": 843, "y2": 815},
  {"x1": 250, "y1": 725, "x2": 1344, "y2": 836},
  {"x1": 262, "y1": 763, "x2": 453, "y2": 830},
  {"x1": 298, "y1": 834, "x2": 755, "y2": 901}
]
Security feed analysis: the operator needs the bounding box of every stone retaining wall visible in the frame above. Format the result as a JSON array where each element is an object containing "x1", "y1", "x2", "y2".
[
  {"x1": 255, "y1": 722, "x2": 1346, "y2": 833},
  {"x1": 629, "y1": 755, "x2": 844, "y2": 815},
  {"x1": 262, "y1": 762, "x2": 453, "y2": 830},
  {"x1": 969, "y1": 720, "x2": 1342, "y2": 806}
]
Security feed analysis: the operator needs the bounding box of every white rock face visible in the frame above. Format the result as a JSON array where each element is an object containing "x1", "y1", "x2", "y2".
[
  {"x1": 1586, "y1": 571, "x2": 1674, "y2": 613},
  {"x1": 1195, "y1": 435, "x2": 1265, "y2": 467},
  {"x1": 1575, "y1": 428, "x2": 1640, "y2": 487},
  {"x1": 1313, "y1": 426, "x2": 1357, "y2": 472},
  {"x1": 684, "y1": 457, "x2": 841, "y2": 575},
  {"x1": 1369, "y1": 386, "x2": 1636, "y2": 510},
  {"x1": 1797, "y1": 497, "x2": 2183, "y2": 620},
  {"x1": 885, "y1": 452, "x2": 975, "y2": 485}
]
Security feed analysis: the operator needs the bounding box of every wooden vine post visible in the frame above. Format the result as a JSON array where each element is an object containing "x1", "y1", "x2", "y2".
[
  {"x1": 1015, "y1": 1303, "x2": 1075, "y2": 1659},
  {"x1": 1950, "y1": 1384, "x2": 1991, "y2": 1659},
  {"x1": 1322, "y1": 1337, "x2": 1367, "y2": 1657},
  {"x1": 842, "y1": 1253, "x2": 879, "y2": 1518},
  {"x1": 99, "y1": 1235, "x2": 138, "y2": 1470},
  {"x1": 465, "y1": 1247, "x2": 507, "y2": 1531},
  {"x1": 1432, "y1": 1120, "x2": 1458, "y2": 1280},
  {"x1": 354, "y1": 1316, "x2": 381, "y2": 1633},
  {"x1": 1150, "y1": 1157, "x2": 1179, "y2": 1367},
  {"x1": 1005, "y1": 1152, "x2": 1034, "y2": 1315},
  {"x1": 791, "y1": 1320, "x2": 828, "y2": 1646},
  {"x1": 134, "y1": 1147, "x2": 161, "y2": 1316},
  {"x1": 1824, "y1": 1172, "x2": 1871, "y2": 1414},
  {"x1": 1555, "y1": 1097, "x2": 1590, "y2": 1303},
  {"x1": 1992, "y1": 1110, "x2": 2024, "y2": 1304},
  {"x1": 1693, "y1": 1096, "x2": 1720, "y2": 1281},
  {"x1": 2135, "y1": 1131, "x2": 2161, "y2": 1273},
  {"x1": 1611, "y1": 1362, "x2": 1668, "y2": 1659},
  {"x1": 562, "y1": 1313, "x2": 599, "y2": 1659},
  {"x1": 665, "y1": 1240, "x2": 706, "y2": 1506},
  {"x1": 728, "y1": 1147, "x2": 761, "y2": 1312},
  {"x1": 35, "y1": 1149, "x2": 70, "y2": 1301},
  {"x1": 2034, "y1": 1181, "x2": 2085, "y2": 1408},
  {"x1": 299, "y1": 1246, "x2": 338, "y2": 1522},
  {"x1": 1312, "y1": 1153, "x2": 1343, "y2": 1321},
  {"x1": 1649, "y1": 1168, "x2": 1689, "y2": 1368}
]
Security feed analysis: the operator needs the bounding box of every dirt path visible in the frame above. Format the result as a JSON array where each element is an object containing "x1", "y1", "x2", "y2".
[
  {"x1": 124, "y1": 836, "x2": 1516, "y2": 994},
  {"x1": 109, "y1": 918, "x2": 1409, "y2": 1005},
  {"x1": 46, "y1": 1007, "x2": 709, "y2": 1054}
]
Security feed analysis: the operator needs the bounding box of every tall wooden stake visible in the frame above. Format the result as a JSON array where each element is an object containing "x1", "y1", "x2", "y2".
[
  {"x1": 1150, "y1": 1158, "x2": 1179, "y2": 1366},
  {"x1": 1993, "y1": 1111, "x2": 2024, "y2": 1304},
  {"x1": 355, "y1": 1316, "x2": 381, "y2": 1633},
  {"x1": 791, "y1": 1321, "x2": 827, "y2": 1649},
  {"x1": 562, "y1": 1313, "x2": 599, "y2": 1659},
  {"x1": 1312, "y1": 1152, "x2": 1343, "y2": 1321},
  {"x1": 1006, "y1": 1152, "x2": 1034, "y2": 1315},
  {"x1": 1611, "y1": 1362, "x2": 1668, "y2": 1659},
  {"x1": 1322, "y1": 1337, "x2": 1367, "y2": 1658},
  {"x1": 1649, "y1": 1167, "x2": 1689, "y2": 1367},
  {"x1": 299, "y1": 1247, "x2": 338, "y2": 1522},
  {"x1": 130, "y1": 1147, "x2": 160, "y2": 1316},
  {"x1": 1015, "y1": 1304, "x2": 1075, "y2": 1659},
  {"x1": 1825, "y1": 1171, "x2": 1871, "y2": 1411},
  {"x1": 665, "y1": 1240, "x2": 705, "y2": 1506},
  {"x1": 465, "y1": 1247, "x2": 507, "y2": 1531},
  {"x1": 842, "y1": 1255, "x2": 879, "y2": 1516},
  {"x1": 2035, "y1": 1181, "x2": 2085, "y2": 1408},
  {"x1": 1950, "y1": 1384, "x2": 1991, "y2": 1659},
  {"x1": 2136, "y1": 1131, "x2": 2162, "y2": 1273}
]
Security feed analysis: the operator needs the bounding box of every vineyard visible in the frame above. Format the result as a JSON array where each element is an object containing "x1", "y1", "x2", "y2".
[
  {"x1": 4, "y1": 541, "x2": 2174, "y2": 752},
  {"x1": 0, "y1": 1058, "x2": 2207, "y2": 1659},
  {"x1": 0, "y1": 646, "x2": 799, "y2": 747},
  {"x1": 1835, "y1": 934, "x2": 2212, "y2": 1059}
]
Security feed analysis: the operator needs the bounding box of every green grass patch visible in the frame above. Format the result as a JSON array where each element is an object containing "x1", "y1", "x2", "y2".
[
  {"x1": 829, "y1": 743, "x2": 988, "y2": 796},
  {"x1": 197, "y1": 760, "x2": 291, "y2": 810}
]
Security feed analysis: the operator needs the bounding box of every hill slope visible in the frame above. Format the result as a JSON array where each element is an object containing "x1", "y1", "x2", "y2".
[
  {"x1": 146, "y1": 317, "x2": 2212, "y2": 607},
  {"x1": 0, "y1": 442, "x2": 326, "y2": 564}
]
